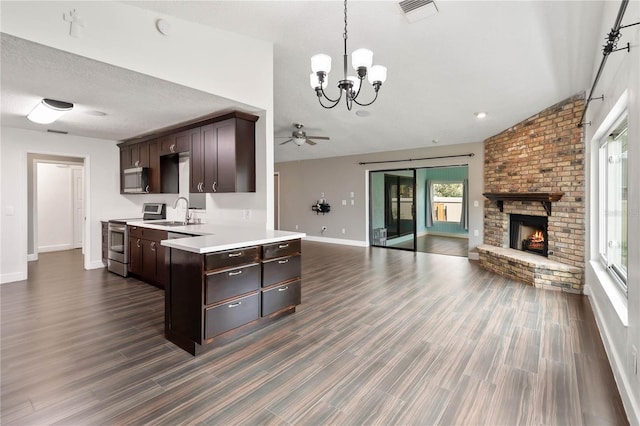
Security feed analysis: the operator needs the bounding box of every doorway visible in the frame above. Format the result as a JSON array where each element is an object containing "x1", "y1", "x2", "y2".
[
  {"x1": 370, "y1": 169, "x2": 416, "y2": 251},
  {"x1": 274, "y1": 172, "x2": 280, "y2": 230},
  {"x1": 29, "y1": 155, "x2": 85, "y2": 261},
  {"x1": 369, "y1": 165, "x2": 469, "y2": 256}
]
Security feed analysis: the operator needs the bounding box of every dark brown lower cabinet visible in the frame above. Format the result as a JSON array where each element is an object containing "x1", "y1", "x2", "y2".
[
  {"x1": 128, "y1": 226, "x2": 168, "y2": 289},
  {"x1": 165, "y1": 239, "x2": 301, "y2": 355}
]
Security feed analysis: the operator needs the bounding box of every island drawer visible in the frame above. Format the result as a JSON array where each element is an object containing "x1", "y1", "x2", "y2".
[
  {"x1": 262, "y1": 255, "x2": 301, "y2": 287},
  {"x1": 206, "y1": 263, "x2": 261, "y2": 305},
  {"x1": 261, "y1": 280, "x2": 301, "y2": 317},
  {"x1": 205, "y1": 246, "x2": 260, "y2": 271},
  {"x1": 262, "y1": 239, "x2": 301, "y2": 260},
  {"x1": 205, "y1": 293, "x2": 259, "y2": 339}
]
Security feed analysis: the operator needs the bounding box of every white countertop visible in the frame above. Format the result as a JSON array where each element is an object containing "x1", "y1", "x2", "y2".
[{"x1": 127, "y1": 220, "x2": 305, "y2": 254}]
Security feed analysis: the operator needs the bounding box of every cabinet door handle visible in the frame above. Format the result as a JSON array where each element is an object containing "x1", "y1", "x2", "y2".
[
  {"x1": 136, "y1": 239, "x2": 141, "y2": 248},
  {"x1": 228, "y1": 302, "x2": 242, "y2": 308},
  {"x1": 135, "y1": 160, "x2": 140, "y2": 167},
  {"x1": 278, "y1": 243, "x2": 289, "y2": 249},
  {"x1": 228, "y1": 270, "x2": 243, "y2": 276},
  {"x1": 228, "y1": 252, "x2": 243, "y2": 258},
  {"x1": 278, "y1": 286, "x2": 289, "y2": 292},
  {"x1": 150, "y1": 242, "x2": 156, "y2": 251},
  {"x1": 199, "y1": 182, "x2": 204, "y2": 193},
  {"x1": 170, "y1": 143, "x2": 176, "y2": 153},
  {"x1": 278, "y1": 259, "x2": 289, "y2": 264},
  {"x1": 213, "y1": 181, "x2": 217, "y2": 192},
  {"x1": 145, "y1": 185, "x2": 150, "y2": 193}
]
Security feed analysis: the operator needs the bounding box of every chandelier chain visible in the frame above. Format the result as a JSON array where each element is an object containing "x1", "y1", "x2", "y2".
[{"x1": 343, "y1": 0, "x2": 348, "y2": 41}]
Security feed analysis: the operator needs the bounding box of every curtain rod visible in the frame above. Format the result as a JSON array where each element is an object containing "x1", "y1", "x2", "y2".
[
  {"x1": 358, "y1": 153, "x2": 474, "y2": 166},
  {"x1": 578, "y1": 0, "x2": 631, "y2": 127}
]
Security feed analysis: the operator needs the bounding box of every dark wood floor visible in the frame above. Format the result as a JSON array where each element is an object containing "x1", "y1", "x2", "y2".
[
  {"x1": 387, "y1": 234, "x2": 469, "y2": 257},
  {"x1": 1, "y1": 243, "x2": 628, "y2": 425}
]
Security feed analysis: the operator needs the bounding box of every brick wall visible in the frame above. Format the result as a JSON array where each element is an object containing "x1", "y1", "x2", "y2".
[{"x1": 483, "y1": 93, "x2": 586, "y2": 273}]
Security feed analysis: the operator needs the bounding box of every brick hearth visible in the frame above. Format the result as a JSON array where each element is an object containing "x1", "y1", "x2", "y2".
[{"x1": 481, "y1": 93, "x2": 586, "y2": 292}]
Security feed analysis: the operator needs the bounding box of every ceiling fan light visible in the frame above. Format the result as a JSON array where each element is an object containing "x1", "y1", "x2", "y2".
[
  {"x1": 352, "y1": 48, "x2": 373, "y2": 70},
  {"x1": 367, "y1": 65, "x2": 387, "y2": 84},
  {"x1": 293, "y1": 137, "x2": 306, "y2": 146},
  {"x1": 27, "y1": 98, "x2": 74, "y2": 124},
  {"x1": 309, "y1": 72, "x2": 328, "y2": 89},
  {"x1": 311, "y1": 54, "x2": 332, "y2": 74}
]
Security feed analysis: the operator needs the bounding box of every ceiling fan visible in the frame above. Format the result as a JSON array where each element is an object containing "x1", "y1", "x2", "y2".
[{"x1": 277, "y1": 123, "x2": 330, "y2": 146}]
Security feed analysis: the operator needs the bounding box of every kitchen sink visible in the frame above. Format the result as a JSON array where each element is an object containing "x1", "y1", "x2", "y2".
[{"x1": 151, "y1": 221, "x2": 198, "y2": 227}]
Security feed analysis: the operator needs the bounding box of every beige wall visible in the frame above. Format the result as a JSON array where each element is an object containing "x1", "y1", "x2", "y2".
[{"x1": 275, "y1": 142, "x2": 484, "y2": 255}]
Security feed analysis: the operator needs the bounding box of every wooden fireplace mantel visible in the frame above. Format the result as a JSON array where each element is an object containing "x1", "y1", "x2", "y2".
[{"x1": 482, "y1": 192, "x2": 564, "y2": 216}]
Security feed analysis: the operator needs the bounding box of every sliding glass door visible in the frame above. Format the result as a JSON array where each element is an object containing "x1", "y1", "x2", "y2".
[{"x1": 370, "y1": 169, "x2": 416, "y2": 251}]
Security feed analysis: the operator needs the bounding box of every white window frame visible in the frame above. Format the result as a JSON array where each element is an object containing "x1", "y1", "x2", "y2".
[{"x1": 598, "y1": 112, "x2": 628, "y2": 294}]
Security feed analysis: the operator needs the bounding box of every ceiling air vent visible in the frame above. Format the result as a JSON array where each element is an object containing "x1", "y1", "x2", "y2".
[{"x1": 398, "y1": 0, "x2": 438, "y2": 23}]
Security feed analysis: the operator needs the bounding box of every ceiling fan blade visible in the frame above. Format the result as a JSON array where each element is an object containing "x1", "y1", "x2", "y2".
[
  {"x1": 306, "y1": 139, "x2": 317, "y2": 146},
  {"x1": 306, "y1": 136, "x2": 330, "y2": 140},
  {"x1": 279, "y1": 139, "x2": 293, "y2": 145}
]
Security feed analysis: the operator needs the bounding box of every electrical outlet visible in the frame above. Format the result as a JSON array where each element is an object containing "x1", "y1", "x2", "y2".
[
  {"x1": 295, "y1": 224, "x2": 299, "y2": 230},
  {"x1": 341, "y1": 228, "x2": 346, "y2": 234},
  {"x1": 351, "y1": 200, "x2": 354, "y2": 206},
  {"x1": 474, "y1": 229, "x2": 479, "y2": 237},
  {"x1": 342, "y1": 200, "x2": 347, "y2": 205}
]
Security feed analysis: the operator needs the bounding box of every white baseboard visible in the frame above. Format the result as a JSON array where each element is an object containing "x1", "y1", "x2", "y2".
[
  {"x1": 303, "y1": 236, "x2": 367, "y2": 247},
  {"x1": 38, "y1": 244, "x2": 73, "y2": 253},
  {"x1": 586, "y1": 285, "x2": 639, "y2": 426},
  {"x1": 87, "y1": 260, "x2": 107, "y2": 270},
  {"x1": 425, "y1": 231, "x2": 469, "y2": 239},
  {"x1": 468, "y1": 251, "x2": 479, "y2": 260},
  {"x1": 1, "y1": 272, "x2": 27, "y2": 284},
  {"x1": 27, "y1": 253, "x2": 38, "y2": 262}
]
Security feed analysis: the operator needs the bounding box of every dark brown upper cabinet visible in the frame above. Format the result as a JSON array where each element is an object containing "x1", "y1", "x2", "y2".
[
  {"x1": 191, "y1": 114, "x2": 257, "y2": 193},
  {"x1": 119, "y1": 110, "x2": 258, "y2": 195},
  {"x1": 159, "y1": 131, "x2": 190, "y2": 155}
]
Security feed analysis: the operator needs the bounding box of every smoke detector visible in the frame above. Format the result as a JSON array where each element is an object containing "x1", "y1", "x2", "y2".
[{"x1": 398, "y1": 0, "x2": 439, "y2": 23}]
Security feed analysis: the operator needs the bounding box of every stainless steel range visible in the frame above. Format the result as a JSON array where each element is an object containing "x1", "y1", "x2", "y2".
[{"x1": 107, "y1": 203, "x2": 166, "y2": 277}]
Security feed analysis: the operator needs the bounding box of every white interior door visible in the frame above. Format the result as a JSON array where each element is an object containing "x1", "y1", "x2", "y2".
[
  {"x1": 37, "y1": 163, "x2": 73, "y2": 252},
  {"x1": 72, "y1": 166, "x2": 84, "y2": 249}
]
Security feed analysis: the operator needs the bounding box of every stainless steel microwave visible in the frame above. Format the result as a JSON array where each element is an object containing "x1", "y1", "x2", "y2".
[{"x1": 123, "y1": 167, "x2": 150, "y2": 193}]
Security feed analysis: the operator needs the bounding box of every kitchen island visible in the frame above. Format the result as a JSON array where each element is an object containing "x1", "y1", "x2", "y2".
[{"x1": 127, "y1": 221, "x2": 305, "y2": 355}]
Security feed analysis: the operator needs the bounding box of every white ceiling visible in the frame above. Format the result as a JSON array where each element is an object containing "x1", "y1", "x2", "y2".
[{"x1": 1, "y1": 1, "x2": 605, "y2": 162}]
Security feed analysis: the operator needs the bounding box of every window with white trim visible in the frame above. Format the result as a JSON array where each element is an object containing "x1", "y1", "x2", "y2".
[{"x1": 598, "y1": 115, "x2": 628, "y2": 293}]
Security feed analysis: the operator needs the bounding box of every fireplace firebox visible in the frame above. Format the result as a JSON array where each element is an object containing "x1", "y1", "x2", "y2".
[{"x1": 509, "y1": 214, "x2": 548, "y2": 257}]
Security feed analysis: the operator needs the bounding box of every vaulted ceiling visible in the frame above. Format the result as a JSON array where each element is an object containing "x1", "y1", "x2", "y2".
[{"x1": 1, "y1": 1, "x2": 605, "y2": 162}]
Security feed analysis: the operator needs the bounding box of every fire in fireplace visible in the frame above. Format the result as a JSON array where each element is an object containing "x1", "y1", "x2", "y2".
[{"x1": 509, "y1": 214, "x2": 548, "y2": 256}]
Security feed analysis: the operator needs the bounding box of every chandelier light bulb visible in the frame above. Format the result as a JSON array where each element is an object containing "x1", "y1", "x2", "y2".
[
  {"x1": 368, "y1": 65, "x2": 387, "y2": 84},
  {"x1": 311, "y1": 54, "x2": 332, "y2": 74},
  {"x1": 351, "y1": 48, "x2": 373, "y2": 70}
]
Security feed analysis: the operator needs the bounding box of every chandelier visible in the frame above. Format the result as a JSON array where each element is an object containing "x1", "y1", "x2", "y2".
[{"x1": 309, "y1": 0, "x2": 387, "y2": 110}]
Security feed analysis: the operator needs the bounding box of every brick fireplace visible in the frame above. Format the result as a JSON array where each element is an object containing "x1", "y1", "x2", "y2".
[{"x1": 478, "y1": 93, "x2": 586, "y2": 292}]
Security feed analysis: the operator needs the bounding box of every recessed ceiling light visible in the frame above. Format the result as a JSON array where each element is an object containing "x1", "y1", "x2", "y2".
[
  {"x1": 85, "y1": 110, "x2": 107, "y2": 116},
  {"x1": 474, "y1": 111, "x2": 487, "y2": 119},
  {"x1": 355, "y1": 110, "x2": 371, "y2": 117}
]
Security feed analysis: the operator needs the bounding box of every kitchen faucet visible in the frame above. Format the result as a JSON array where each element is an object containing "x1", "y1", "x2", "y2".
[{"x1": 173, "y1": 196, "x2": 191, "y2": 224}]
